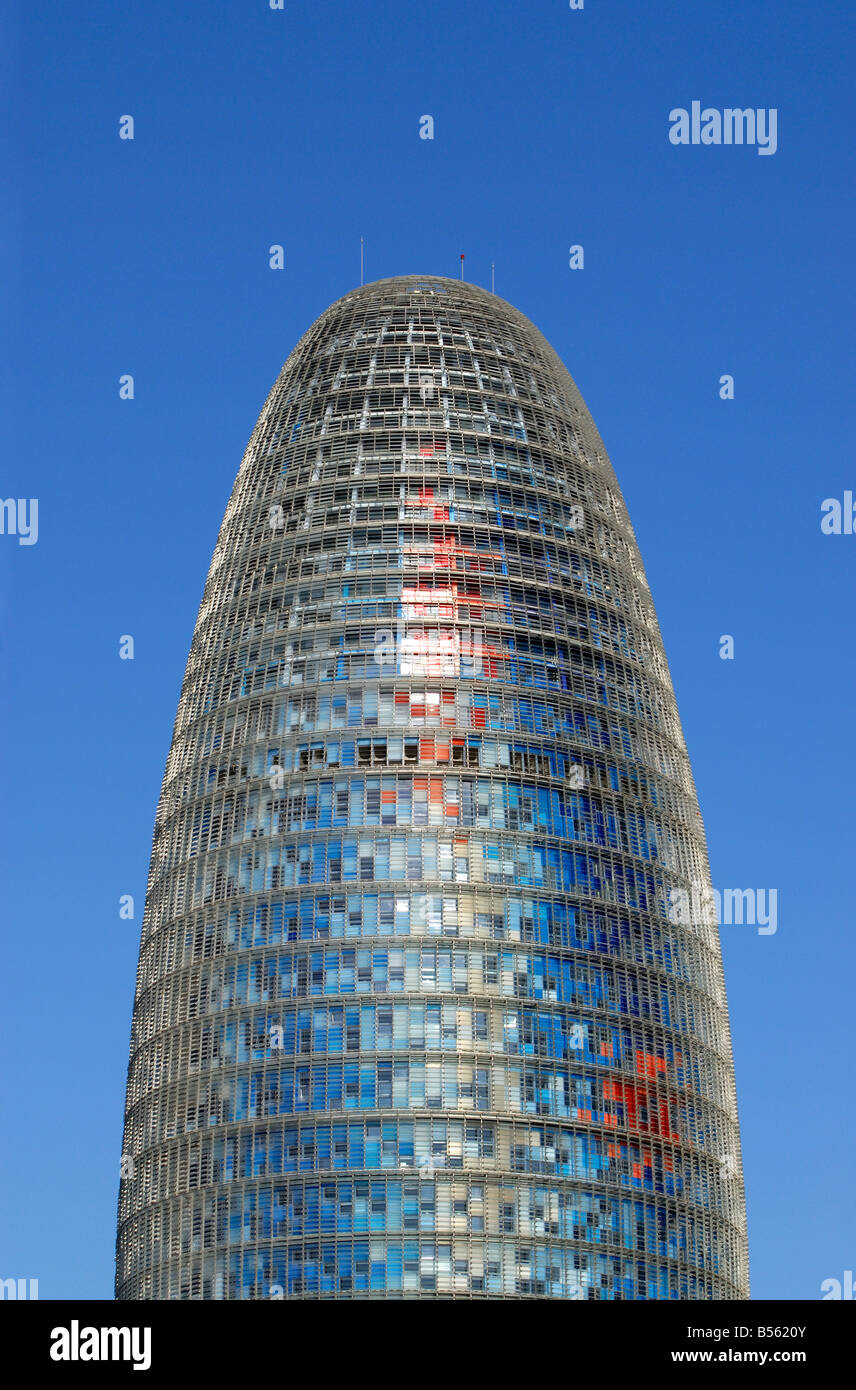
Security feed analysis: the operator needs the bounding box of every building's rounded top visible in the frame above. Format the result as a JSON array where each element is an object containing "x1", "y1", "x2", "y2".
[
  {"x1": 285, "y1": 273, "x2": 573, "y2": 414},
  {"x1": 324, "y1": 272, "x2": 527, "y2": 325}
]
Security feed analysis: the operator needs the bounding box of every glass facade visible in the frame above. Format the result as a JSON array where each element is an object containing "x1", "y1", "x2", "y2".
[{"x1": 116, "y1": 276, "x2": 748, "y2": 1299}]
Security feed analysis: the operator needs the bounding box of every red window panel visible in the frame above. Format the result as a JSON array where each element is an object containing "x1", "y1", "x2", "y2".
[
  {"x1": 658, "y1": 1102, "x2": 679, "y2": 1142},
  {"x1": 636, "y1": 1050, "x2": 666, "y2": 1079},
  {"x1": 604, "y1": 1078, "x2": 639, "y2": 1126},
  {"x1": 481, "y1": 646, "x2": 500, "y2": 678}
]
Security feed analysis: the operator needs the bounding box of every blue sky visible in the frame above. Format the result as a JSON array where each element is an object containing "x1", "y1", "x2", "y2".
[{"x1": 1, "y1": 0, "x2": 854, "y2": 1299}]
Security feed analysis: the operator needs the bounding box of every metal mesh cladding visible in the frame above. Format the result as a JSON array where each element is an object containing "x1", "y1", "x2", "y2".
[{"x1": 116, "y1": 276, "x2": 749, "y2": 1300}]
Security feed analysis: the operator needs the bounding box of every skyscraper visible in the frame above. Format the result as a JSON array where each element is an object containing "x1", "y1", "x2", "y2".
[{"x1": 116, "y1": 276, "x2": 748, "y2": 1300}]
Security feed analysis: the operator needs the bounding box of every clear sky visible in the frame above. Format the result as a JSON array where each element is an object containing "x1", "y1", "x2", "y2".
[{"x1": 1, "y1": 0, "x2": 853, "y2": 1300}]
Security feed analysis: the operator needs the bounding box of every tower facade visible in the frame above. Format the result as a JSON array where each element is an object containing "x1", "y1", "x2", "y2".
[{"x1": 116, "y1": 276, "x2": 748, "y2": 1299}]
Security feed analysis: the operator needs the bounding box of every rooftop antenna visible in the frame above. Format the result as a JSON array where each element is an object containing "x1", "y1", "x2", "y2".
[
  {"x1": 491, "y1": 262, "x2": 495, "y2": 294},
  {"x1": 460, "y1": 253, "x2": 465, "y2": 281},
  {"x1": 360, "y1": 236, "x2": 365, "y2": 287}
]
